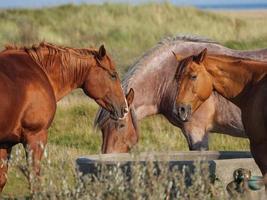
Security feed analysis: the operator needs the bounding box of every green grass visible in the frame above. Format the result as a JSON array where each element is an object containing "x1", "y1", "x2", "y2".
[
  {"x1": 0, "y1": 2, "x2": 266, "y2": 198},
  {"x1": 0, "y1": 3, "x2": 267, "y2": 74}
]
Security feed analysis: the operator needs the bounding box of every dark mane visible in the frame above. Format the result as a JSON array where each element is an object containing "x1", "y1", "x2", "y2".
[
  {"x1": 175, "y1": 55, "x2": 194, "y2": 88},
  {"x1": 94, "y1": 107, "x2": 138, "y2": 132},
  {"x1": 95, "y1": 34, "x2": 217, "y2": 128}
]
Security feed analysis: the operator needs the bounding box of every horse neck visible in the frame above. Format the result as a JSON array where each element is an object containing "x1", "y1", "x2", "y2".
[
  {"x1": 126, "y1": 77, "x2": 162, "y2": 120},
  {"x1": 38, "y1": 50, "x2": 93, "y2": 101},
  {"x1": 205, "y1": 56, "x2": 267, "y2": 100},
  {"x1": 125, "y1": 56, "x2": 177, "y2": 120},
  {"x1": 121, "y1": 38, "x2": 267, "y2": 120}
]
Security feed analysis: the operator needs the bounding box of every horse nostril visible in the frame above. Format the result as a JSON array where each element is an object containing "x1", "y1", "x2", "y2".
[
  {"x1": 177, "y1": 104, "x2": 190, "y2": 121},
  {"x1": 178, "y1": 105, "x2": 186, "y2": 115},
  {"x1": 124, "y1": 107, "x2": 129, "y2": 114},
  {"x1": 180, "y1": 107, "x2": 185, "y2": 114}
]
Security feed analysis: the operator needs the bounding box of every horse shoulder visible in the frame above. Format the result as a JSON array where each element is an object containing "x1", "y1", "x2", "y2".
[{"x1": 0, "y1": 52, "x2": 56, "y2": 139}]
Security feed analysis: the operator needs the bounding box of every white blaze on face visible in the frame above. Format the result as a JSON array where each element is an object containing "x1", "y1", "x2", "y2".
[
  {"x1": 117, "y1": 85, "x2": 129, "y2": 120},
  {"x1": 119, "y1": 110, "x2": 128, "y2": 120}
]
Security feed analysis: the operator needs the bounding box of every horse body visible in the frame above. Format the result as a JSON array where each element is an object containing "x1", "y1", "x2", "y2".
[
  {"x1": 174, "y1": 49, "x2": 267, "y2": 185},
  {"x1": 96, "y1": 35, "x2": 267, "y2": 153},
  {"x1": 0, "y1": 43, "x2": 127, "y2": 191},
  {"x1": 0, "y1": 50, "x2": 56, "y2": 143}
]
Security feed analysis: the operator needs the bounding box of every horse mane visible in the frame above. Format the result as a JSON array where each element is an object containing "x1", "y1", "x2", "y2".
[
  {"x1": 3, "y1": 42, "x2": 98, "y2": 56},
  {"x1": 122, "y1": 34, "x2": 217, "y2": 90},
  {"x1": 3, "y1": 42, "x2": 99, "y2": 69},
  {"x1": 95, "y1": 34, "x2": 217, "y2": 128},
  {"x1": 3, "y1": 42, "x2": 99, "y2": 85},
  {"x1": 159, "y1": 34, "x2": 217, "y2": 45}
]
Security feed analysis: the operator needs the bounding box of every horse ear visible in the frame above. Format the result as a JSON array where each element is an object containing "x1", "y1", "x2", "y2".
[
  {"x1": 172, "y1": 51, "x2": 183, "y2": 61},
  {"x1": 172, "y1": 51, "x2": 177, "y2": 59},
  {"x1": 98, "y1": 44, "x2": 106, "y2": 60},
  {"x1": 193, "y1": 48, "x2": 207, "y2": 64},
  {"x1": 126, "y1": 88, "x2": 134, "y2": 106}
]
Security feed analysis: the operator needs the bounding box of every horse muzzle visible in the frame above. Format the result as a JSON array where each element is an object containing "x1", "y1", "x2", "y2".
[{"x1": 189, "y1": 142, "x2": 209, "y2": 151}]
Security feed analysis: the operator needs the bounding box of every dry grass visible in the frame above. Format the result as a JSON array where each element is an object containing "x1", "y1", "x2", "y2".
[
  {"x1": 0, "y1": 3, "x2": 266, "y2": 199},
  {"x1": 3, "y1": 143, "x2": 229, "y2": 200}
]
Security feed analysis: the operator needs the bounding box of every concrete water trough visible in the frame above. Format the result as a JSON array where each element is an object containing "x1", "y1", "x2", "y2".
[
  {"x1": 76, "y1": 151, "x2": 264, "y2": 199},
  {"x1": 76, "y1": 151, "x2": 262, "y2": 188}
]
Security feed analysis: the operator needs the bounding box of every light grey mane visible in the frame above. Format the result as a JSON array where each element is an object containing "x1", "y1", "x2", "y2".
[
  {"x1": 95, "y1": 34, "x2": 217, "y2": 127},
  {"x1": 122, "y1": 34, "x2": 217, "y2": 90}
]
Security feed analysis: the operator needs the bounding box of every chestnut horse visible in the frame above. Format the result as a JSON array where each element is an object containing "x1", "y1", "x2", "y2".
[
  {"x1": 95, "y1": 35, "x2": 267, "y2": 153},
  {"x1": 0, "y1": 42, "x2": 127, "y2": 191},
  {"x1": 174, "y1": 48, "x2": 267, "y2": 187}
]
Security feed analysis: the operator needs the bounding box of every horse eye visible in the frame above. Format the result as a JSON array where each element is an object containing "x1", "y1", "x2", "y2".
[
  {"x1": 115, "y1": 122, "x2": 125, "y2": 130},
  {"x1": 110, "y1": 73, "x2": 117, "y2": 81},
  {"x1": 190, "y1": 74, "x2": 197, "y2": 80},
  {"x1": 118, "y1": 123, "x2": 125, "y2": 129}
]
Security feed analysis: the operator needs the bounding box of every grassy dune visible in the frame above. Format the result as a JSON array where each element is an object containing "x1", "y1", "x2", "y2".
[
  {"x1": 1, "y1": 3, "x2": 267, "y2": 198},
  {"x1": 1, "y1": 3, "x2": 267, "y2": 74}
]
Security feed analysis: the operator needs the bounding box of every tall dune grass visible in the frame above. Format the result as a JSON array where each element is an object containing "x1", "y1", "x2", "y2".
[
  {"x1": 1, "y1": 3, "x2": 267, "y2": 198},
  {"x1": 0, "y1": 3, "x2": 267, "y2": 74}
]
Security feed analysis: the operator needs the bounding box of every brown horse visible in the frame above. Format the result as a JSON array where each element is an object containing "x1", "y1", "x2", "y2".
[
  {"x1": 174, "y1": 48, "x2": 267, "y2": 186},
  {"x1": 95, "y1": 35, "x2": 267, "y2": 153},
  {"x1": 0, "y1": 42, "x2": 127, "y2": 191},
  {"x1": 99, "y1": 88, "x2": 138, "y2": 153}
]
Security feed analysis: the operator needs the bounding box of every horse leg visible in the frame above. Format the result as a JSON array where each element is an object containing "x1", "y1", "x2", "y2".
[
  {"x1": 242, "y1": 94, "x2": 267, "y2": 191},
  {"x1": 23, "y1": 129, "x2": 47, "y2": 186},
  {"x1": 250, "y1": 141, "x2": 267, "y2": 186},
  {"x1": 0, "y1": 147, "x2": 12, "y2": 192}
]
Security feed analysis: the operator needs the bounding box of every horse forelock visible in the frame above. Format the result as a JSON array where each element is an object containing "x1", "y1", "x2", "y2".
[
  {"x1": 175, "y1": 56, "x2": 193, "y2": 79},
  {"x1": 174, "y1": 55, "x2": 194, "y2": 96},
  {"x1": 94, "y1": 108, "x2": 110, "y2": 129}
]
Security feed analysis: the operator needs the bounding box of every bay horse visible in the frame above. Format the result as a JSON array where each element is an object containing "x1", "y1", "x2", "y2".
[
  {"x1": 0, "y1": 42, "x2": 128, "y2": 191},
  {"x1": 94, "y1": 35, "x2": 267, "y2": 153},
  {"x1": 174, "y1": 48, "x2": 267, "y2": 187}
]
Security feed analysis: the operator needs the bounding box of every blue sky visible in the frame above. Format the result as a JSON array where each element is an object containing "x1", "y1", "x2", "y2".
[
  {"x1": 1, "y1": 0, "x2": 267, "y2": 8},
  {"x1": 172, "y1": 0, "x2": 267, "y2": 5}
]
